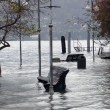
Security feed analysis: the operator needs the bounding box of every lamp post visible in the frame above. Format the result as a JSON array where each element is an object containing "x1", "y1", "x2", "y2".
[
  {"x1": 43, "y1": 0, "x2": 60, "y2": 95},
  {"x1": 38, "y1": 0, "x2": 41, "y2": 76},
  {"x1": 90, "y1": 0, "x2": 99, "y2": 61},
  {"x1": 42, "y1": 0, "x2": 60, "y2": 94},
  {"x1": 49, "y1": 0, "x2": 54, "y2": 95},
  {"x1": 18, "y1": 0, "x2": 22, "y2": 67},
  {"x1": 19, "y1": 24, "x2": 22, "y2": 67},
  {"x1": 91, "y1": 0, "x2": 95, "y2": 62},
  {"x1": 86, "y1": 0, "x2": 95, "y2": 61}
]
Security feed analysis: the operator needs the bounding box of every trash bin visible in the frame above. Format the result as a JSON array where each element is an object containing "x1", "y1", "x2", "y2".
[{"x1": 77, "y1": 55, "x2": 86, "y2": 69}]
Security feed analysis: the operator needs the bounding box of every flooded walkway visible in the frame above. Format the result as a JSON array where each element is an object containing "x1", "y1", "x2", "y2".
[{"x1": 0, "y1": 41, "x2": 110, "y2": 110}]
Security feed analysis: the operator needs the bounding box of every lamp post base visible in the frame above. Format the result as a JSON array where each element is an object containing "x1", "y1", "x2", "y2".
[{"x1": 49, "y1": 86, "x2": 54, "y2": 95}]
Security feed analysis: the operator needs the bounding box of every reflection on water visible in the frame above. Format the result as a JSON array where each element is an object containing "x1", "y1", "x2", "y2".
[{"x1": 0, "y1": 41, "x2": 110, "y2": 110}]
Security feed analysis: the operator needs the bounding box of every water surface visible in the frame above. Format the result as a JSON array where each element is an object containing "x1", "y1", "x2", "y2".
[{"x1": 0, "y1": 41, "x2": 110, "y2": 110}]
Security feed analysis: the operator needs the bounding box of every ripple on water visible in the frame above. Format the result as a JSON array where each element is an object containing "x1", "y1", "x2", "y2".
[{"x1": 1, "y1": 41, "x2": 110, "y2": 110}]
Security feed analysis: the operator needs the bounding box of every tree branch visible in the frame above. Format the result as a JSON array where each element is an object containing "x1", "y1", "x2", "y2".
[
  {"x1": 0, "y1": 14, "x2": 20, "y2": 30},
  {"x1": 0, "y1": 40, "x2": 10, "y2": 50}
]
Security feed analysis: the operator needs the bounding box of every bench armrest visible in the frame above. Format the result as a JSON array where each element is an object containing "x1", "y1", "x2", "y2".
[{"x1": 37, "y1": 76, "x2": 49, "y2": 84}]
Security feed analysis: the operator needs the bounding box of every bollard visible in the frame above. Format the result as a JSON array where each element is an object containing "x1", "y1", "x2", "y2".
[
  {"x1": 61, "y1": 36, "x2": 66, "y2": 54},
  {"x1": 77, "y1": 55, "x2": 86, "y2": 69},
  {"x1": 0, "y1": 65, "x2": 1, "y2": 77},
  {"x1": 68, "y1": 32, "x2": 71, "y2": 53}
]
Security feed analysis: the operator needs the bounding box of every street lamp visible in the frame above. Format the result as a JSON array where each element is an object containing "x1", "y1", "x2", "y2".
[
  {"x1": 38, "y1": 0, "x2": 41, "y2": 76},
  {"x1": 91, "y1": 0, "x2": 95, "y2": 62},
  {"x1": 41, "y1": 0, "x2": 60, "y2": 94},
  {"x1": 37, "y1": 0, "x2": 50, "y2": 77},
  {"x1": 18, "y1": 0, "x2": 22, "y2": 68},
  {"x1": 85, "y1": 0, "x2": 96, "y2": 61},
  {"x1": 48, "y1": 0, "x2": 54, "y2": 95},
  {"x1": 19, "y1": 0, "x2": 30, "y2": 68},
  {"x1": 45, "y1": 0, "x2": 60, "y2": 95}
]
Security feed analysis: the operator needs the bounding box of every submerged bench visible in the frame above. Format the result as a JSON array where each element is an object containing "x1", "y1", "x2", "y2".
[
  {"x1": 66, "y1": 54, "x2": 84, "y2": 62},
  {"x1": 52, "y1": 54, "x2": 84, "y2": 62},
  {"x1": 37, "y1": 66, "x2": 69, "y2": 92}
]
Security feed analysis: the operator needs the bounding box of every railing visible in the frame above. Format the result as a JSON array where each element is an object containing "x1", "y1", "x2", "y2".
[
  {"x1": 81, "y1": 47, "x2": 97, "y2": 51},
  {"x1": 73, "y1": 39, "x2": 82, "y2": 52},
  {"x1": 73, "y1": 39, "x2": 99, "y2": 52}
]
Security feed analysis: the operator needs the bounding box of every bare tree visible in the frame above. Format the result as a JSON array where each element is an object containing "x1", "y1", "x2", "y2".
[
  {"x1": 92, "y1": 0, "x2": 110, "y2": 37},
  {"x1": 0, "y1": 0, "x2": 45, "y2": 50}
]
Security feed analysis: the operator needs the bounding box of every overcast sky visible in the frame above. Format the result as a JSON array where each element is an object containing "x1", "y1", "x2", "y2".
[{"x1": 40, "y1": 0, "x2": 87, "y2": 40}]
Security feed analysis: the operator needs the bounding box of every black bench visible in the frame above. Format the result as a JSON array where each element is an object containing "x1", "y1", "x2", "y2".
[
  {"x1": 37, "y1": 66, "x2": 69, "y2": 92},
  {"x1": 66, "y1": 54, "x2": 84, "y2": 62}
]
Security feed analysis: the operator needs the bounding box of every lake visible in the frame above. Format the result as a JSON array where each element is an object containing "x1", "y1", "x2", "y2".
[{"x1": 0, "y1": 41, "x2": 110, "y2": 110}]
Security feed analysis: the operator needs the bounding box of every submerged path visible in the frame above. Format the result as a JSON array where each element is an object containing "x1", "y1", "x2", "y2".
[{"x1": 0, "y1": 41, "x2": 110, "y2": 110}]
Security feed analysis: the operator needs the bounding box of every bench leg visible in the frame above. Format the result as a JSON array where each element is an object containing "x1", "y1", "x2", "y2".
[{"x1": 44, "y1": 84, "x2": 66, "y2": 92}]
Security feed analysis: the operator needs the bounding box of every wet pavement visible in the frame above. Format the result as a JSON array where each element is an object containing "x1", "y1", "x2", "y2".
[{"x1": 0, "y1": 41, "x2": 110, "y2": 110}]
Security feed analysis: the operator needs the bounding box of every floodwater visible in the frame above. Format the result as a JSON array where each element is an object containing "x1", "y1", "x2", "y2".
[{"x1": 0, "y1": 41, "x2": 110, "y2": 110}]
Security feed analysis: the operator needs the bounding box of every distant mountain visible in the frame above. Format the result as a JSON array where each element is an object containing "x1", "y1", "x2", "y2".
[
  {"x1": 7, "y1": 0, "x2": 88, "y2": 41},
  {"x1": 39, "y1": 0, "x2": 87, "y2": 40}
]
